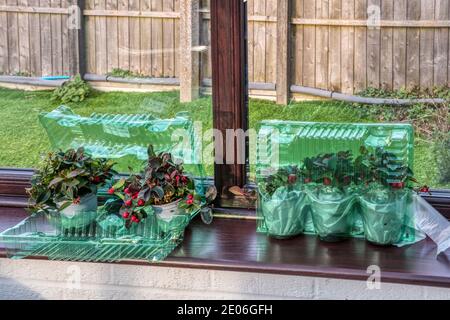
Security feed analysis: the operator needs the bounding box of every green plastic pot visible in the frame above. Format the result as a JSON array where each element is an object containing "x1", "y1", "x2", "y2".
[
  {"x1": 259, "y1": 187, "x2": 308, "y2": 239},
  {"x1": 360, "y1": 188, "x2": 410, "y2": 246},
  {"x1": 308, "y1": 186, "x2": 357, "y2": 242}
]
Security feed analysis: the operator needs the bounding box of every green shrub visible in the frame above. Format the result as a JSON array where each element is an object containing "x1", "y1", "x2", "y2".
[
  {"x1": 435, "y1": 132, "x2": 450, "y2": 184},
  {"x1": 52, "y1": 74, "x2": 91, "y2": 103}
]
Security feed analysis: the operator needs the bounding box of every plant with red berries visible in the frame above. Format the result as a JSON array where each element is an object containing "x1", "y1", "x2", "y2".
[
  {"x1": 259, "y1": 165, "x2": 304, "y2": 196},
  {"x1": 27, "y1": 147, "x2": 117, "y2": 214},
  {"x1": 302, "y1": 150, "x2": 355, "y2": 190},
  {"x1": 111, "y1": 145, "x2": 197, "y2": 227}
]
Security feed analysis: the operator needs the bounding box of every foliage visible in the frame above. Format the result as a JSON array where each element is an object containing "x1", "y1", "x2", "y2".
[
  {"x1": 354, "y1": 87, "x2": 449, "y2": 139},
  {"x1": 259, "y1": 166, "x2": 303, "y2": 196},
  {"x1": 434, "y1": 132, "x2": 450, "y2": 184},
  {"x1": 260, "y1": 147, "x2": 427, "y2": 196},
  {"x1": 110, "y1": 145, "x2": 198, "y2": 227},
  {"x1": 107, "y1": 68, "x2": 145, "y2": 78},
  {"x1": 51, "y1": 74, "x2": 91, "y2": 103},
  {"x1": 27, "y1": 148, "x2": 116, "y2": 214}
]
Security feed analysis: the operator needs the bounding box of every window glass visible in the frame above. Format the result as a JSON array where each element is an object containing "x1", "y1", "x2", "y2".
[{"x1": 0, "y1": 0, "x2": 213, "y2": 176}]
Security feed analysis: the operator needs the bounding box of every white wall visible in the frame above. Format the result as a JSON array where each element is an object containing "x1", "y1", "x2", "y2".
[{"x1": 1, "y1": 258, "x2": 449, "y2": 300}]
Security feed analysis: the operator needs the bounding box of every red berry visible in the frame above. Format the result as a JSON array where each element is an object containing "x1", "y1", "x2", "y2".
[
  {"x1": 304, "y1": 178, "x2": 312, "y2": 184},
  {"x1": 188, "y1": 194, "x2": 194, "y2": 200},
  {"x1": 92, "y1": 176, "x2": 101, "y2": 183},
  {"x1": 288, "y1": 174, "x2": 297, "y2": 184},
  {"x1": 137, "y1": 199, "x2": 145, "y2": 207},
  {"x1": 124, "y1": 188, "x2": 131, "y2": 195},
  {"x1": 323, "y1": 178, "x2": 332, "y2": 186},
  {"x1": 122, "y1": 212, "x2": 130, "y2": 219},
  {"x1": 186, "y1": 199, "x2": 193, "y2": 205},
  {"x1": 108, "y1": 187, "x2": 115, "y2": 195},
  {"x1": 132, "y1": 193, "x2": 139, "y2": 200},
  {"x1": 420, "y1": 186, "x2": 430, "y2": 193},
  {"x1": 182, "y1": 176, "x2": 189, "y2": 183},
  {"x1": 125, "y1": 200, "x2": 132, "y2": 207},
  {"x1": 131, "y1": 216, "x2": 140, "y2": 223}
]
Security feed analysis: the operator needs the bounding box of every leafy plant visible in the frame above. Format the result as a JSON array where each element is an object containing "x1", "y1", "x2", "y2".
[
  {"x1": 27, "y1": 148, "x2": 117, "y2": 214},
  {"x1": 110, "y1": 145, "x2": 198, "y2": 227},
  {"x1": 107, "y1": 68, "x2": 145, "y2": 79},
  {"x1": 51, "y1": 74, "x2": 91, "y2": 103},
  {"x1": 259, "y1": 166, "x2": 303, "y2": 196}
]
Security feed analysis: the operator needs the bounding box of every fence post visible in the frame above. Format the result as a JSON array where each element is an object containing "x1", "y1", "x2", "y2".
[
  {"x1": 276, "y1": 0, "x2": 292, "y2": 105},
  {"x1": 179, "y1": 0, "x2": 200, "y2": 102},
  {"x1": 68, "y1": 0, "x2": 85, "y2": 78}
]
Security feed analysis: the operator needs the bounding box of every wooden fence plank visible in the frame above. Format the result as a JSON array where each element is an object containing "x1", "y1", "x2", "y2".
[
  {"x1": 17, "y1": 0, "x2": 30, "y2": 74},
  {"x1": 118, "y1": 0, "x2": 129, "y2": 71},
  {"x1": 29, "y1": 0, "x2": 42, "y2": 76},
  {"x1": 341, "y1": 0, "x2": 355, "y2": 94},
  {"x1": 61, "y1": 0, "x2": 69, "y2": 75},
  {"x1": 406, "y1": 0, "x2": 420, "y2": 88},
  {"x1": 151, "y1": 0, "x2": 163, "y2": 77},
  {"x1": 303, "y1": 0, "x2": 315, "y2": 88},
  {"x1": 140, "y1": 0, "x2": 152, "y2": 76},
  {"x1": 106, "y1": 0, "x2": 119, "y2": 73},
  {"x1": 174, "y1": 0, "x2": 180, "y2": 77},
  {"x1": 162, "y1": 0, "x2": 174, "y2": 77},
  {"x1": 328, "y1": 0, "x2": 341, "y2": 91},
  {"x1": 0, "y1": 0, "x2": 8, "y2": 74},
  {"x1": 85, "y1": 0, "x2": 96, "y2": 73},
  {"x1": 247, "y1": 0, "x2": 254, "y2": 82},
  {"x1": 367, "y1": 0, "x2": 380, "y2": 88},
  {"x1": 420, "y1": 0, "x2": 435, "y2": 88},
  {"x1": 354, "y1": 0, "x2": 367, "y2": 92},
  {"x1": 434, "y1": 0, "x2": 449, "y2": 86},
  {"x1": 393, "y1": 0, "x2": 407, "y2": 90},
  {"x1": 315, "y1": 0, "x2": 328, "y2": 90},
  {"x1": 253, "y1": 0, "x2": 266, "y2": 83},
  {"x1": 95, "y1": 0, "x2": 107, "y2": 75},
  {"x1": 7, "y1": 0, "x2": 20, "y2": 74},
  {"x1": 199, "y1": 0, "x2": 210, "y2": 79},
  {"x1": 40, "y1": 0, "x2": 52, "y2": 76},
  {"x1": 129, "y1": 0, "x2": 140, "y2": 73},
  {"x1": 265, "y1": 0, "x2": 277, "y2": 84},
  {"x1": 292, "y1": 0, "x2": 303, "y2": 86},
  {"x1": 380, "y1": 0, "x2": 393, "y2": 90},
  {"x1": 51, "y1": 0, "x2": 62, "y2": 75}
]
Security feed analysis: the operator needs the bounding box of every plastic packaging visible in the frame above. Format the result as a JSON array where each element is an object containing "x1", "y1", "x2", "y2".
[
  {"x1": 0, "y1": 106, "x2": 207, "y2": 262},
  {"x1": 256, "y1": 121, "x2": 428, "y2": 247}
]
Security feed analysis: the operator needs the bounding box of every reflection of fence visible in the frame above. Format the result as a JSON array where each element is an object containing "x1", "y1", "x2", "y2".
[{"x1": 1, "y1": 0, "x2": 450, "y2": 103}]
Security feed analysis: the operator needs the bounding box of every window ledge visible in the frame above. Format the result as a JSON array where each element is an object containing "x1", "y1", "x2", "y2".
[{"x1": 1, "y1": 208, "x2": 450, "y2": 289}]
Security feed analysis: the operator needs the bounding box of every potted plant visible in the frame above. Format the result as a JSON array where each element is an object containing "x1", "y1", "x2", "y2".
[
  {"x1": 305, "y1": 151, "x2": 359, "y2": 242},
  {"x1": 356, "y1": 146, "x2": 426, "y2": 246},
  {"x1": 110, "y1": 145, "x2": 200, "y2": 229},
  {"x1": 258, "y1": 166, "x2": 308, "y2": 239},
  {"x1": 27, "y1": 148, "x2": 116, "y2": 230}
]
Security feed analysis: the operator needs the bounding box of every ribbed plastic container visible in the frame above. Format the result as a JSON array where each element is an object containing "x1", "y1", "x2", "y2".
[
  {"x1": 0, "y1": 106, "x2": 205, "y2": 263},
  {"x1": 256, "y1": 121, "x2": 418, "y2": 245},
  {"x1": 0, "y1": 203, "x2": 193, "y2": 263}
]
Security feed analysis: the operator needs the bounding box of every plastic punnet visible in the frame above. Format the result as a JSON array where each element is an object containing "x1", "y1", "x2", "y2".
[
  {"x1": 256, "y1": 121, "x2": 423, "y2": 246},
  {"x1": 0, "y1": 106, "x2": 206, "y2": 262}
]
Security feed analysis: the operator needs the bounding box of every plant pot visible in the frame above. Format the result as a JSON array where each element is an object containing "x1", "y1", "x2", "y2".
[
  {"x1": 259, "y1": 188, "x2": 307, "y2": 239},
  {"x1": 308, "y1": 187, "x2": 357, "y2": 242},
  {"x1": 360, "y1": 189, "x2": 410, "y2": 246},
  {"x1": 152, "y1": 199, "x2": 183, "y2": 223},
  {"x1": 49, "y1": 190, "x2": 98, "y2": 231}
]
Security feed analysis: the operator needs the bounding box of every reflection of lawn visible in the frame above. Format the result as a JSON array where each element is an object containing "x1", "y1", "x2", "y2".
[{"x1": 0, "y1": 87, "x2": 447, "y2": 189}]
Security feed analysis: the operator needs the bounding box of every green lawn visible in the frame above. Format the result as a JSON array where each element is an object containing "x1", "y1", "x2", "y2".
[{"x1": 0, "y1": 87, "x2": 447, "y2": 189}]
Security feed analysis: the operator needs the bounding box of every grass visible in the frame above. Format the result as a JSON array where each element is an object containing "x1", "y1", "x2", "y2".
[{"x1": 0, "y1": 87, "x2": 447, "y2": 189}]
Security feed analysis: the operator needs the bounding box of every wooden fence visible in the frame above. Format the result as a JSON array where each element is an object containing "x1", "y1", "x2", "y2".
[{"x1": 1, "y1": 0, "x2": 450, "y2": 103}]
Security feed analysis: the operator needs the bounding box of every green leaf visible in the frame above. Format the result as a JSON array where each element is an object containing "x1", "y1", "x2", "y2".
[{"x1": 49, "y1": 177, "x2": 64, "y2": 188}]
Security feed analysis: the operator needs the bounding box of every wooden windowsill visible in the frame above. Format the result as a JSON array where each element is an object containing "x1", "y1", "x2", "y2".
[{"x1": 1, "y1": 207, "x2": 450, "y2": 289}]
